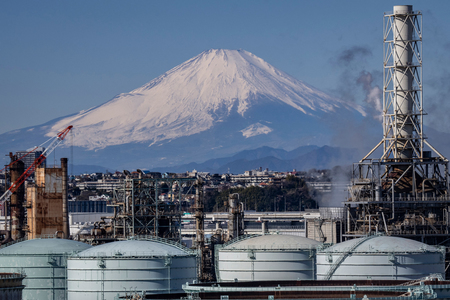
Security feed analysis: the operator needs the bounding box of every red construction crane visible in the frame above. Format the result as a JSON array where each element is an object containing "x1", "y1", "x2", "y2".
[{"x1": 0, "y1": 125, "x2": 73, "y2": 205}]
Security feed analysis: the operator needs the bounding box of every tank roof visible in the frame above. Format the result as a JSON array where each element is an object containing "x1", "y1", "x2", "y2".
[
  {"x1": 0, "y1": 238, "x2": 92, "y2": 255},
  {"x1": 223, "y1": 234, "x2": 321, "y2": 250},
  {"x1": 74, "y1": 239, "x2": 193, "y2": 258},
  {"x1": 321, "y1": 235, "x2": 443, "y2": 254}
]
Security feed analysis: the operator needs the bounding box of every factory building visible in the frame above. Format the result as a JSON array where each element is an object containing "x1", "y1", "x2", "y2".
[
  {"x1": 68, "y1": 199, "x2": 114, "y2": 213},
  {"x1": 15, "y1": 147, "x2": 45, "y2": 171},
  {"x1": 305, "y1": 207, "x2": 345, "y2": 244},
  {"x1": 26, "y1": 158, "x2": 69, "y2": 239}
]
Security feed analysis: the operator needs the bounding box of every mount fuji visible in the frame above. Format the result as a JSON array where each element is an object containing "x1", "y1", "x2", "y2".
[{"x1": 0, "y1": 49, "x2": 367, "y2": 171}]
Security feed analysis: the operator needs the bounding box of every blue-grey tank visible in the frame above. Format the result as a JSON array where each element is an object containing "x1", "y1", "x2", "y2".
[
  {"x1": 316, "y1": 235, "x2": 445, "y2": 280},
  {"x1": 67, "y1": 239, "x2": 197, "y2": 300},
  {"x1": 0, "y1": 238, "x2": 92, "y2": 300},
  {"x1": 217, "y1": 234, "x2": 321, "y2": 282}
]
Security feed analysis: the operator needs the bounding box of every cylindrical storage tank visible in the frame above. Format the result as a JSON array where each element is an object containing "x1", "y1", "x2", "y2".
[
  {"x1": 0, "y1": 238, "x2": 92, "y2": 300},
  {"x1": 217, "y1": 234, "x2": 321, "y2": 282},
  {"x1": 316, "y1": 235, "x2": 445, "y2": 280},
  {"x1": 67, "y1": 239, "x2": 197, "y2": 300}
]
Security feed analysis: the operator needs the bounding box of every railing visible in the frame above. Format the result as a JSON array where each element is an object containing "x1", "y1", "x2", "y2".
[
  {"x1": 183, "y1": 281, "x2": 441, "y2": 296},
  {"x1": 220, "y1": 234, "x2": 261, "y2": 248},
  {"x1": 74, "y1": 235, "x2": 196, "y2": 258},
  {"x1": 128, "y1": 235, "x2": 196, "y2": 254},
  {"x1": 0, "y1": 273, "x2": 26, "y2": 279},
  {"x1": 218, "y1": 233, "x2": 317, "y2": 251},
  {"x1": 347, "y1": 195, "x2": 450, "y2": 203}
]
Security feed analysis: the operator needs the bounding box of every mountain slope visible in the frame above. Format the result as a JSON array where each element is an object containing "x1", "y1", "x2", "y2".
[
  {"x1": 47, "y1": 49, "x2": 364, "y2": 150},
  {"x1": 0, "y1": 49, "x2": 368, "y2": 170},
  {"x1": 158, "y1": 145, "x2": 357, "y2": 174}
]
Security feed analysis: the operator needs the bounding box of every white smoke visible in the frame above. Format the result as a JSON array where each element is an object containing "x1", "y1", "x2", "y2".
[{"x1": 357, "y1": 71, "x2": 382, "y2": 121}]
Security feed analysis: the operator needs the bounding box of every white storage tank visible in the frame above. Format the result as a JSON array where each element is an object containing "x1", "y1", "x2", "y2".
[
  {"x1": 316, "y1": 235, "x2": 445, "y2": 280},
  {"x1": 217, "y1": 234, "x2": 321, "y2": 282},
  {"x1": 0, "y1": 238, "x2": 92, "y2": 300},
  {"x1": 67, "y1": 239, "x2": 197, "y2": 300}
]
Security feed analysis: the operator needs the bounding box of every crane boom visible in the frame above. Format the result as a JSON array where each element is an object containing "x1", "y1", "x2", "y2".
[{"x1": 0, "y1": 125, "x2": 73, "y2": 205}]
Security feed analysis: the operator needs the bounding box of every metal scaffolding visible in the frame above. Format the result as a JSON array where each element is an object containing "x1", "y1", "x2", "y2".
[
  {"x1": 345, "y1": 6, "x2": 450, "y2": 245},
  {"x1": 110, "y1": 177, "x2": 197, "y2": 242}
]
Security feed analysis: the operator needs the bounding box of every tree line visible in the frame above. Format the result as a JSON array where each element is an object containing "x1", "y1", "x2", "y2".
[{"x1": 203, "y1": 175, "x2": 317, "y2": 212}]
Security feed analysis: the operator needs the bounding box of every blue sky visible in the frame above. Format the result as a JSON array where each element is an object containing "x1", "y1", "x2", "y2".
[{"x1": 2, "y1": 1, "x2": 450, "y2": 135}]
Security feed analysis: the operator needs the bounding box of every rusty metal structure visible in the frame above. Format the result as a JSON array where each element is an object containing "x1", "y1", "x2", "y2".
[
  {"x1": 345, "y1": 6, "x2": 450, "y2": 245},
  {"x1": 0, "y1": 127, "x2": 72, "y2": 243},
  {"x1": 26, "y1": 158, "x2": 69, "y2": 239},
  {"x1": 109, "y1": 176, "x2": 197, "y2": 242},
  {"x1": 9, "y1": 154, "x2": 25, "y2": 241}
]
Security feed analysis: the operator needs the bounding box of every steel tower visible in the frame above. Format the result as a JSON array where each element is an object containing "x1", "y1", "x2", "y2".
[
  {"x1": 110, "y1": 176, "x2": 197, "y2": 243},
  {"x1": 345, "y1": 5, "x2": 450, "y2": 246}
]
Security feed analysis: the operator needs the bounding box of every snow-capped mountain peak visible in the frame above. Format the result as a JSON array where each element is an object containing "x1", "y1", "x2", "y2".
[{"x1": 49, "y1": 49, "x2": 364, "y2": 150}]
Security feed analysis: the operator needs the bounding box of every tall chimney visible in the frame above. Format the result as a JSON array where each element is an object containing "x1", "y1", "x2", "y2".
[
  {"x1": 9, "y1": 154, "x2": 25, "y2": 240},
  {"x1": 393, "y1": 5, "x2": 414, "y2": 159},
  {"x1": 61, "y1": 158, "x2": 69, "y2": 239}
]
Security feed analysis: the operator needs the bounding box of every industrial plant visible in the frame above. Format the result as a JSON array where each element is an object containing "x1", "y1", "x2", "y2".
[
  {"x1": 0, "y1": 4, "x2": 450, "y2": 300},
  {"x1": 344, "y1": 4, "x2": 450, "y2": 247}
]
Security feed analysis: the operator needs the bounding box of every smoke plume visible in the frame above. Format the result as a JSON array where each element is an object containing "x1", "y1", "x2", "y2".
[
  {"x1": 325, "y1": 46, "x2": 382, "y2": 155},
  {"x1": 357, "y1": 71, "x2": 382, "y2": 121},
  {"x1": 335, "y1": 46, "x2": 372, "y2": 67},
  {"x1": 426, "y1": 70, "x2": 450, "y2": 133}
]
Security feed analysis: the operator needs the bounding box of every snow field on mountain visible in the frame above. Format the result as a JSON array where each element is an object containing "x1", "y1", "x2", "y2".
[{"x1": 48, "y1": 49, "x2": 364, "y2": 150}]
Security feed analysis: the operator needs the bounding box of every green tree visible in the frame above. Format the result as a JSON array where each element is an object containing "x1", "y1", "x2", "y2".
[{"x1": 203, "y1": 176, "x2": 317, "y2": 213}]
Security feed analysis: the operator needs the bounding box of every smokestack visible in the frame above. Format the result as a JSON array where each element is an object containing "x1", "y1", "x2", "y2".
[
  {"x1": 393, "y1": 5, "x2": 414, "y2": 159},
  {"x1": 9, "y1": 154, "x2": 24, "y2": 240},
  {"x1": 227, "y1": 193, "x2": 244, "y2": 241},
  {"x1": 61, "y1": 158, "x2": 69, "y2": 239}
]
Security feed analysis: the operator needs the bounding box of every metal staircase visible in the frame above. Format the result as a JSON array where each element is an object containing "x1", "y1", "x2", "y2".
[{"x1": 325, "y1": 235, "x2": 379, "y2": 280}]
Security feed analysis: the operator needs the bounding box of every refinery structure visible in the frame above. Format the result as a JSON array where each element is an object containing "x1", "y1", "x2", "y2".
[
  {"x1": 345, "y1": 5, "x2": 450, "y2": 245},
  {"x1": 1, "y1": 4, "x2": 450, "y2": 300}
]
